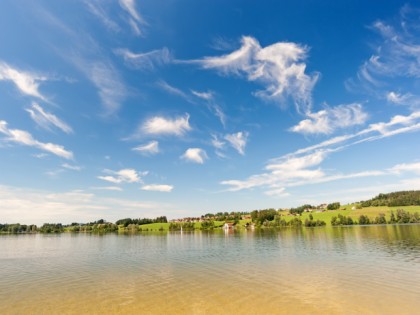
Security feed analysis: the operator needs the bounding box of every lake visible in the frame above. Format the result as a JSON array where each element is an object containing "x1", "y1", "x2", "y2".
[{"x1": 1, "y1": 225, "x2": 419, "y2": 314}]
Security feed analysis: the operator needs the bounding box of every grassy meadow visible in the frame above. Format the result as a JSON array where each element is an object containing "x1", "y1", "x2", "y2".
[
  {"x1": 119, "y1": 205, "x2": 420, "y2": 232},
  {"x1": 282, "y1": 205, "x2": 420, "y2": 226}
]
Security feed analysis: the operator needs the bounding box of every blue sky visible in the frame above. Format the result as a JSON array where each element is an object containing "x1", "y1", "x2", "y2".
[{"x1": 1, "y1": 0, "x2": 420, "y2": 224}]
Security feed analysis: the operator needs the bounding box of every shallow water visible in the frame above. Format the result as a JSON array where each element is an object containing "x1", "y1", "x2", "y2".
[{"x1": 1, "y1": 225, "x2": 420, "y2": 314}]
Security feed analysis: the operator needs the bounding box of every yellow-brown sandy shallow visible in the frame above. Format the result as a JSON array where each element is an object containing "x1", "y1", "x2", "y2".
[{"x1": 1, "y1": 225, "x2": 419, "y2": 314}]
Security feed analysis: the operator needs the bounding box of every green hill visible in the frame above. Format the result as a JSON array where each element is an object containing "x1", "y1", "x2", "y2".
[{"x1": 358, "y1": 190, "x2": 420, "y2": 207}]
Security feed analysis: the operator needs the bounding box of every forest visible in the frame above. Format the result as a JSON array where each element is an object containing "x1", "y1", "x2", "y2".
[{"x1": 358, "y1": 190, "x2": 420, "y2": 207}]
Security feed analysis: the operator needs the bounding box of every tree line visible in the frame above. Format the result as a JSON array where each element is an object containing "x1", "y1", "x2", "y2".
[
  {"x1": 358, "y1": 190, "x2": 420, "y2": 207},
  {"x1": 331, "y1": 209, "x2": 420, "y2": 226},
  {"x1": 0, "y1": 216, "x2": 168, "y2": 234}
]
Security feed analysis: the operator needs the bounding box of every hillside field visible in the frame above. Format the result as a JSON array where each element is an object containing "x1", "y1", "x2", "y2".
[
  {"x1": 129, "y1": 206, "x2": 420, "y2": 231},
  {"x1": 281, "y1": 205, "x2": 420, "y2": 226}
]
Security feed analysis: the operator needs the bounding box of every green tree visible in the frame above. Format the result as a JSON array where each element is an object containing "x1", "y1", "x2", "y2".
[
  {"x1": 327, "y1": 202, "x2": 340, "y2": 210},
  {"x1": 358, "y1": 215, "x2": 370, "y2": 225}
]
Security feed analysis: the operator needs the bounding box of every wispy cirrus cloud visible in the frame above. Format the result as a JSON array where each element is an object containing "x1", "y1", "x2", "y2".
[
  {"x1": 209, "y1": 36, "x2": 237, "y2": 51},
  {"x1": 386, "y1": 91, "x2": 420, "y2": 109},
  {"x1": 132, "y1": 140, "x2": 159, "y2": 155},
  {"x1": 290, "y1": 103, "x2": 368, "y2": 135},
  {"x1": 210, "y1": 134, "x2": 227, "y2": 158},
  {"x1": 221, "y1": 150, "x2": 327, "y2": 192},
  {"x1": 62, "y1": 163, "x2": 81, "y2": 171},
  {"x1": 0, "y1": 120, "x2": 73, "y2": 159},
  {"x1": 191, "y1": 89, "x2": 227, "y2": 127},
  {"x1": 35, "y1": 6, "x2": 127, "y2": 116},
  {"x1": 389, "y1": 161, "x2": 420, "y2": 175},
  {"x1": 210, "y1": 132, "x2": 249, "y2": 157},
  {"x1": 73, "y1": 59, "x2": 126, "y2": 116},
  {"x1": 157, "y1": 81, "x2": 227, "y2": 127},
  {"x1": 138, "y1": 114, "x2": 192, "y2": 137},
  {"x1": 181, "y1": 148, "x2": 208, "y2": 164},
  {"x1": 346, "y1": 6, "x2": 420, "y2": 96},
  {"x1": 191, "y1": 90, "x2": 214, "y2": 101},
  {"x1": 221, "y1": 110, "x2": 420, "y2": 194},
  {"x1": 0, "y1": 62, "x2": 48, "y2": 101},
  {"x1": 115, "y1": 48, "x2": 171, "y2": 70},
  {"x1": 188, "y1": 36, "x2": 319, "y2": 115},
  {"x1": 91, "y1": 186, "x2": 123, "y2": 192},
  {"x1": 156, "y1": 80, "x2": 192, "y2": 102},
  {"x1": 118, "y1": 0, "x2": 147, "y2": 36},
  {"x1": 141, "y1": 184, "x2": 174, "y2": 192},
  {"x1": 98, "y1": 168, "x2": 147, "y2": 184},
  {"x1": 84, "y1": 0, "x2": 121, "y2": 33},
  {"x1": 224, "y1": 131, "x2": 249, "y2": 155},
  {"x1": 26, "y1": 103, "x2": 73, "y2": 134},
  {"x1": 291, "y1": 111, "x2": 420, "y2": 157}
]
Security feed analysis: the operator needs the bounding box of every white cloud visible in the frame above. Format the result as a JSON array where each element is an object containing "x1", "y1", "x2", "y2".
[
  {"x1": 264, "y1": 187, "x2": 290, "y2": 197},
  {"x1": 118, "y1": 0, "x2": 147, "y2": 36},
  {"x1": 89, "y1": 62, "x2": 126, "y2": 115},
  {"x1": 0, "y1": 185, "x2": 173, "y2": 225},
  {"x1": 140, "y1": 114, "x2": 192, "y2": 137},
  {"x1": 26, "y1": 103, "x2": 73, "y2": 134},
  {"x1": 211, "y1": 134, "x2": 226, "y2": 150},
  {"x1": 155, "y1": 83, "x2": 226, "y2": 127},
  {"x1": 132, "y1": 140, "x2": 159, "y2": 155},
  {"x1": 62, "y1": 163, "x2": 81, "y2": 171},
  {"x1": 387, "y1": 91, "x2": 420, "y2": 109},
  {"x1": 290, "y1": 103, "x2": 368, "y2": 135},
  {"x1": 70, "y1": 53, "x2": 126, "y2": 115},
  {"x1": 37, "y1": 6, "x2": 128, "y2": 116},
  {"x1": 0, "y1": 120, "x2": 73, "y2": 159},
  {"x1": 91, "y1": 186, "x2": 123, "y2": 192},
  {"x1": 224, "y1": 132, "x2": 248, "y2": 155},
  {"x1": 45, "y1": 169, "x2": 66, "y2": 177},
  {"x1": 220, "y1": 110, "x2": 420, "y2": 195},
  {"x1": 210, "y1": 36, "x2": 237, "y2": 51},
  {"x1": 191, "y1": 89, "x2": 226, "y2": 127},
  {"x1": 97, "y1": 168, "x2": 146, "y2": 184},
  {"x1": 347, "y1": 7, "x2": 420, "y2": 93},
  {"x1": 220, "y1": 149, "x2": 385, "y2": 192},
  {"x1": 389, "y1": 162, "x2": 420, "y2": 174},
  {"x1": 84, "y1": 1, "x2": 121, "y2": 33},
  {"x1": 366, "y1": 111, "x2": 420, "y2": 135},
  {"x1": 190, "y1": 36, "x2": 319, "y2": 114},
  {"x1": 266, "y1": 150, "x2": 327, "y2": 171},
  {"x1": 34, "y1": 7, "x2": 127, "y2": 116},
  {"x1": 141, "y1": 184, "x2": 174, "y2": 192},
  {"x1": 0, "y1": 62, "x2": 48, "y2": 100},
  {"x1": 264, "y1": 152, "x2": 327, "y2": 186},
  {"x1": 115, "y1": 48, "x2": 171, "y2": 70},
  {"x1": 211, "y1": 134, "x2": 227, "y2": 158},
  {"x1": 213, "y1": 105, "x2": 227, "y2": 127},
  {"x1": 191, "y1": 90, "x2": 214, "y2": 100},
  {"x1": 156, "y1": 80, "x2": 192, "y2": 102},
  {"x1": 181, "y1": 148, "x2": 208, "y2": 164},
  {"x1": 387, "y1": 91, "x2": 405, "y2": 104},
  {"x1": 33, "y1": 153, "x2": 49, "y2": 159},
  {"x1": 289, "y1": 111, "x2": 420, "y2": 158}
]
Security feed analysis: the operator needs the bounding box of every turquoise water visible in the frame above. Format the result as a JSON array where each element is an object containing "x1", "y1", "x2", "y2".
[{"x1": 1, "y1": 225, "x2": 419, "y2": 314}]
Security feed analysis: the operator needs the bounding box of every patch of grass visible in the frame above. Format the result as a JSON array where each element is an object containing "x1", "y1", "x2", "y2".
[
  {"x1": 193, "y1": 221, "x2": 225, "y2": 229},
  {"x1": 281, "y1": 205, "x2": 420, "y2": 226},
  {"x1": 135, "y1": 223, "x2": 170, "y2": 231},
  {"x1": 135, "y1": 221, "x2": 226, "y2": 231}
]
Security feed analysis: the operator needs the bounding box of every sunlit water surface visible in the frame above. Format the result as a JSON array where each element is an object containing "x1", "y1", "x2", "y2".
[{"x1": 1, "y1": 225, "x2": 420, "y2": 314}]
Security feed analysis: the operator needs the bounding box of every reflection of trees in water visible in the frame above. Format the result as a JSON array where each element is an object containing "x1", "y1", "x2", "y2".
[
  {"x1": 377, "y1": 225, "x2": 420, "y2": 261},
  {"x1": 328, "y1": 225, "x2": 420, "y2": 261}
]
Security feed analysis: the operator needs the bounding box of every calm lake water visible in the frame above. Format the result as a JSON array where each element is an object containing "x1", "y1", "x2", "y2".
[{"x1": 1, "y1": 225, "x2": 420, "y2": 314}]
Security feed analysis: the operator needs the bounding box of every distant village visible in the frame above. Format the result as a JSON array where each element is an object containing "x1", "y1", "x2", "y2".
[{"x1": 169, "y1": 203, "x2": 331, "y2": 224}]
